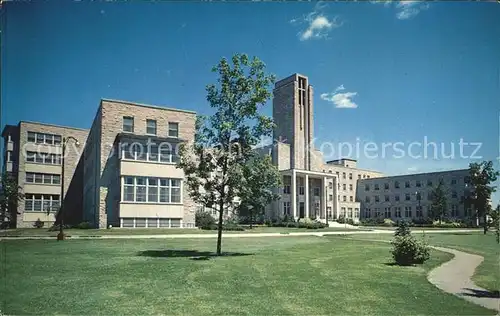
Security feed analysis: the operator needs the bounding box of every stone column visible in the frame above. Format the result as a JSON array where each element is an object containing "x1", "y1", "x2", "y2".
[
  {"x1": 292, "y1": 170, "x2": 297, "y2": 219},
  {"x1": 305, "y1": 174, "x2": 309, "y2": 219},
  {"x1": 322, "y1": 176, "x2": 327, "y2": 219}
]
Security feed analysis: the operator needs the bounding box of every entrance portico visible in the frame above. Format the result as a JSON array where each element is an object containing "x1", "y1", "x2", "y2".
[{"x1": 280, "y1": 169, "x2": 338, "y2": 222}]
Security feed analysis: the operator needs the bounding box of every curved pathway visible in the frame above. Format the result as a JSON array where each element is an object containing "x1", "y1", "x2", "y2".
[{"x1": 427, "y1": 246, "x2": 499, "y2": 313}]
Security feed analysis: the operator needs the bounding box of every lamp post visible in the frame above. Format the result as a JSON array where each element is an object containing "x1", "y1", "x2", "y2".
[
  {"x1": 58, "y1": 136, "x2": 80, "y2": 241},
  {"x1": 415, "y1": 191, "x2": 421, "y2": 216}
]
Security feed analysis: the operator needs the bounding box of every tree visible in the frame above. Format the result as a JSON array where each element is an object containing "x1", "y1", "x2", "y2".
[
  {"x1": 429, "y1": 179, "x2": 447, "y2": 224},
  {"x1": 466, "y1": 161, "x2": 499, "y2": 235},
  {"x1": 490, "y1": 204, "x2": 499, "y2": 244},
  {"x1": 178, "y1": 54, "x2": 276, "y2": 255},
  {"x1": 238, "y1": 154, "x2": 281, "y2": 229},
  {"x1": 0, "y1": 172, "x2": 24, "y2": 229}
]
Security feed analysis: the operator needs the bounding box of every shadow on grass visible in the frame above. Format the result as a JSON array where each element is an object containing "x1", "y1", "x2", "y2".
[
  {"x1": 137, "y1": 249, "x2": 253, "y2": 260},
  {"x1": 461, "y1": 288, "x2": 500, "y2": 298}
]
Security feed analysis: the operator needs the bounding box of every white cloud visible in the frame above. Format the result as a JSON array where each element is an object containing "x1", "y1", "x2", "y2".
[
  {"x1": 372, "y1": 1, "x2": 430, "y2": 20},
  {"x1": 321, "y1": 86, "x2": 358, "y2": 109},
  {"x1": 291, "y1": 1, "x2": 343, "y2": 41}
]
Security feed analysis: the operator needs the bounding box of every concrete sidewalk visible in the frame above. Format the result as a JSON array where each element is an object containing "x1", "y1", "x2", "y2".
[{"x1": 0, "y1": 228, "x2": 481, "y2": 240}]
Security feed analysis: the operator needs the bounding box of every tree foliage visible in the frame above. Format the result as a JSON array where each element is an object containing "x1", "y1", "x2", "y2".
[
  {"x1": 0, "y1": 172, "x2": 24, "y2": 229},
  {"x1": 238, "y1": 154, "x2": 281, "y2": 228},
  {"x1": 429, "y1": 179, "x2": 447, "y2": 223},
  {"x1": 178, "y1": 53, "x2": 276, "y2": 255},
  {"x1": 490, "y1": 204, "x2": 499, "y2": 244},
  {"x1": 466, "y1": 161, "x2": 499, "y2": 234},
  {"x1": 391, "y1": 221, "x2": 430, "y2": 266}
]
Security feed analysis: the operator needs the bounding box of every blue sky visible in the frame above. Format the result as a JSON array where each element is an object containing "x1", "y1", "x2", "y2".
[{"x1": 1, "y1": 1, "x2": 499, "y2": 203}]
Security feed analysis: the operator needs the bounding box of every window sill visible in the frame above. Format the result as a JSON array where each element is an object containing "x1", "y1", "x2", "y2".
[
  {"x1": 120, "y1": 158, "x2": 178, "y2": 166},
  {"x1": 25, "y1": 183, "x2": 61, "y2": 186},
  {"x1": 120, "y1": 201, "x2": 183, "y2": 205},
  {"x1": 25, "y1": 162, "x2": 61, "y2": 166}
]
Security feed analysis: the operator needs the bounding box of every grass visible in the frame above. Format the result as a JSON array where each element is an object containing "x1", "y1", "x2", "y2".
[
  {"x1": 0, "y1": 226, "x2": 364, "y2": 237},
  {"x1": 338, "y1": 231, "x2": 499, "y2": 292},
  {"x1": 0, "y1": 236, "x2": 494, "y2": 315}
]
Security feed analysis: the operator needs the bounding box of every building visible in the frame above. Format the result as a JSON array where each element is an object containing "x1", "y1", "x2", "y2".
[
  {"x1": 356, "y1": 169, "x2": 472, "y2": 222},
  {"x1": 2, "y1": 73, "x2": 475, "y2": 228},
  {"x1": 82, "y1": 99, "x2": 197, "y2": 229},
  {"x1": 1, "y1": 121, "x2": 88, "y2": 228},
  {"x1": 262, "y1": 74, "x2": 383, "y2": 223}
]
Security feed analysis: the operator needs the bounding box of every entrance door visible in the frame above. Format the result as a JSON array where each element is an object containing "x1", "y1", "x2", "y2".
[{"x1": 299, "y1": 202, "x2": 305, "y2": 218}]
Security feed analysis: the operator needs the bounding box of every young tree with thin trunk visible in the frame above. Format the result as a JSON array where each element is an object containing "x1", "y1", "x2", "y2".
[
  {"x1": 490, "y1": 204, "x2": 499, "y2": 244},
  {"x1": 466, "y1": 161, "x2": 499, "y2": 235},
  {"x1": 178, "y1": 54, "x2": 275, "y2": 255},
  {"x1": 238, "y1": 154, "x2": 281, "y2": 229},
  {"x1": 429, "y1": 179, "x2": 447, "y2": 224},
  {"x1": 0, "y1": 172, "x2": 24, "y2": 229}
]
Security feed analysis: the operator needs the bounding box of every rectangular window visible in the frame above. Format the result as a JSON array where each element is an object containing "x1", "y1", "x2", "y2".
[
  {"x1": 343, "y1": 184, "x2": 346, "y2": 190},
  {"x1": 374, "y1": 196, "x2": 379, "y2": 202},
  {"x1": 135, "y1": 218, "x2": 147, "y2": 228},
  {"x1": 283, "y1": 184, "x2": 291, "y2": 194},
  {"x1": 451, "y1": 179, "x2": 457, "y2": 185},
  {"x1": 171, "y1": 179, "x2": 181, "y2": 203},
  {"x1": 365, "y1": 184, "x2": 369, "y2": 191},
  {"x1": 26, "y1": 173, "x2": 34, "y2": 183},
  {"x1": 405, "y1": 181, "x2": 410, "y2": 188},
  {"x1": 343, "y1": 172, "x2": 346, "y2": 179},
  {"x1": 395, "y1": 195, "x2": 400, "y2": 201},
  {"x1": 385, "y1": 195, "x2": 390, "y2": 202},
  {"x1": 43, "y1": 174, "x2": 52, "y2": 184},
  {"x1": 329, "y1": 194, "x2": 333, "y2": 201},
  {"x1": 53, "y1": 175, "x2": 61, "y2": 184},
  {"x1": 349, "y1": 196, "x2": 353, "y2": 202},
  {"x1": 24, "y1": 194, "x2": 59, "y2": 212},
  {"x1": 283, "y1": 202, "x2": 291, "y2": 215},
  {"x1": 427, "y1": 180, "x2": 433, "y2": 187},
  {"x1": 416, "y1": 180, "x2": 421, "y2": 187},
  {"x1": 384, "y1": 183, "x2": 389, "y2": 190},
  {"x1": 168, "y1": 122, "x2": 179, "y2": 138},
  {"x1": 123, "y1": 116, "x2": 134, "y2": 132},
  {"x1": 27, "y1": 132, "x2": 36, "y2": 143},
  {"x1": 314, "y1": 187, "x2": 320, "y2": 196},
  {"x1": 35, "y1": 173, "x2": 43, "y2": 184},
  {"x1": 405, "y1": 193, "x2": 410, "y2": 201},
  {"x1": 374, "y1": 184, "x2": 379, "y2": 191},
  {"x1": 452, "y1": 191, "x2": 457, "y2": 198},
  {"x1": 343, "y1": 195, "x2": 347, "y2": 202},
  {"x1": 395, "y1": 181, "x2": 400, "y2": 189},
  {"x1": 54, "y1": 135, "x2": 62, "y2": 145},
  {"x1": 146, "y1": 119, "x2": 157, "y2": 135},
  {"x1": 365, "y1": 196, "x2": 370, "y2": 203},
  {"x1": 349, "y1": 184, "x2": 353, "y2": 191},
  {"x1": 147, "y1": 178, "x2": 158, "y2": 202},
  {"x1": 135, "y1": 177, "x2": 147, "y2": 202},
  {"x1": 349, "y1": 173, "x2": 352, "y2": 180}
]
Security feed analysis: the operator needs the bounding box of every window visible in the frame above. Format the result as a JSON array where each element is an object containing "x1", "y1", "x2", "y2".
[
  {"x1": 123, "y1": 116, "x2": 134, "y2": 132},
  {"x1": 365, "y1": 196, "x2": 370, "y2": 203},
  {"x1": 24, "y1": 194, "x2": 60, "y2": 212},
  {"x1": 395, "y1": 181, "x2": 400, "y2": 189},
  {"x1": 341, "y1": 207, "x2": 346, "y2": 217},
  {"x1": 395, "y1": 195, "x2": 400, "y2": 201},
  {"x1": 349, "y1": 184, "x2": 353, "y2": 191},
  {"x1": 405, "y1": 181, "x2": 410, "y2": 188},
  {"x1": 416, "y1": 206, "x2": 423, "y2": 218},
  {"x1": 121, "y1": 142, "x2": 179, "y2": 164},
  {"x1": 374, "y1": 196, "x2": 379, "y2": 202},
  {"x1": 384, "y1": 208, "x2": 391, "y2": 218},
  {"x1": 167, "y1": 122, "x2": 179, "y2": 138},
  {"x1": 451, "y1": 179, "x2": 457, "y2": 185},
  {"x1": 26, "y1": 173, "x2": 34, "y2": 183},
  {"x1": 26, "y1": 131, "x2": 61, "y2": 145},
  {"x1": 283, "y1": 202, "x2": 291, "y2": 215},
  {"x1": 416, "y1": 192, "x2": 421, "y2": 200},
  {"x1": 395, "y1": 207, "x2": 401, "y2": 218},
  {"x1": 349, "y1": 196, "x2": 353, "y2": 202},
  {"x1": 343, "y1": 184, "x2": 346, "y2": 190},
  {"x1": 464, "y1": 176, "x2": 471, "y2": 184},
  {"x1": 35, "y1": 173, "x2": 43, "y2": 184},
  {"x1": 374, "y1": 184, "x2": 379, "y2": 191},
  {"x1": 329, "y1": 194, "x2": 333, "y2": 201},
  {"x1": 451, "y1": 205, "x2": 459, "y2": 217},
  {"x1": 385, "y1": 195, "x2": 390, "y2": 202},
  {"x1": 416, "y1": 180, "x2": 421, "y2": 187},
  {"x1": 405, "y1": 193, "x2": 410, "y2": 201},
  {"x1": 314, "y1": 187, "x2": 320, "y2": 196},
  {"x1": 146, "y1": 119, "x2": 157, "y2": 135},
  {"x1": 122, "y1": 176, "x2": 182, "y2": 203},
  {"x1": 404, "y1": 206, "x2": 412, "y2": 218},
  {"x1": 354, "y1": 208, "x2": 360, "y2": 218},
  {"x1": 427, "y1": 180, "x2": 433, "y2": 187},
  {"x1": 28, "y1": 132, "x2": 36, "y2": 143},
  {"x1": 384, "y1": 183, "x2": 389, "y2": 190},
  {"x1": 374, "y1": 208, "x2": 381, "y2": 218},
  {"x1": 328, "y1": 182, "x2": 333, "y2": 189},
  {"x1": 365, "y1": 184, "x2": 370, "y2": 191},
  {"x1": 452, "y1": 191, "x2": 457, "y2": 198},
  {"x1": 343, "y1": 195, "x2": 347, "y2": 202},
  {"x1": 349, "y1": 173, "x2": 352, "y2": 180},
  {"x1": 26, "y1": 152, "x2": 61, "y2": 165},
  {"x1": 364, "y1": 208, "x2": 371, "y2": 218},
  {"x1": 283, "y1": 183, "x2": 291, "y2": 194},
  {"x1": 348, "y1": 208, "x2": 353, "y2": 218},
  {"x1": 343, "y1": 172, "x2": 346, "y2": 179},
  {"x1": 298, "y1": 178, "x2": 304, "y2": 195}
]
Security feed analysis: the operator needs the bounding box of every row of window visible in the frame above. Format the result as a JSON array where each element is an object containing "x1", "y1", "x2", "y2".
[
  {"x1": 365, "y1": 178, "x2": 467, "y2": 191},
  {"x1": 123, "y1": 117, "x2": 179, "y2": 137},
  {"x1": 120, "y1": 142, "x2": 179, "y2": 163},
  {"x1": 282, "y1": 201, "x2": 321, "y2": 216},
  {"x1": 26, "y1": 151, "x2": 62, "y2": 165},
  {"x1": 121, "y1": 217, "x2": 187, "y2": 228},
  {"x1": 323, "y1": 170, "x2": 372, "y2": 180},
  {"x1": 24, "y1": 194, "x2": 60, "y2": 212},
  {"x1": 25, "y1": 172, "x2": 61, "y2": 185},
  {"x1": 364, "y1": 191, "x2": 460, "y2": 203},
  {"x1": 364, "y1": 205, "x2": 460, "y2": 218},
  {"x1": 27, "y1": 132, "x2": 62, "y2": 145},
  {"x1": 122, "y1": 176, "x2": 182, "y2": 203},
  {"x1": 339, "y1": 207, "x2": 360, "y2": 218}
]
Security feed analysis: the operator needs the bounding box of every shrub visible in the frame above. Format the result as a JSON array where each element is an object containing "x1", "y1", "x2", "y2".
[
  {"x1": 383, "y1": 218, "x2": 395, "y2": 227},
  {"x1": 33, "y1": 218, "x2": 44, "y2": 229},
  {"x1": 195, "y1": 211, "x2": 216, "y2": 229},
  {"x1": 48, "y1": 224, "x2": 72, "y2": 231},
  {"x1": 337, "y1": 216, "x2": 346, "y2": 224},
  {"x1": 75, "y1": 221, "x2": 92, "y2": 229},
  {"x1": 391, "y1": 222, "x2": 430, "y2": 265}
]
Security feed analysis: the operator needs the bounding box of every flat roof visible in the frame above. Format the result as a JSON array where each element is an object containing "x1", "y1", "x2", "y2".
[
  {"x1": 326, "y1": 158, "x2": 358, "y2": 163},
  {"x1": 101, "y1": 98, "x2": 197, "y2": 115},
  {"x1": 358, "y1": 168, "x2": 469, "y2": 181},
  {"x1": 19, "y1": 121, "x2": 89, "y2": 132}
]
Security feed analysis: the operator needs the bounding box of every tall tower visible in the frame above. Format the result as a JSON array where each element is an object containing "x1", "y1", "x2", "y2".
[{"x1": 272, "y1": 73, "x2": 314, "y2": 171}]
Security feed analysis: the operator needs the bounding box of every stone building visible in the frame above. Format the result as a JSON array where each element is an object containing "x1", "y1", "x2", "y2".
[
  {"x1": 1, "y1": 121, "x2": 88, "y2": 228},
  {"x1": 356, "y1": 169, "x2": 472, "y2": 222}
]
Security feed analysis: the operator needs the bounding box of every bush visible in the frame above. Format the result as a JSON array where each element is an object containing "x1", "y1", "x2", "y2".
[
  {"x1": 75, "y1": 221, "x2": 92, "y2": 229},
  {"x1": 33, "y1": 218, "x2": 44, "y2": 229},
  {"x1": 195, "y1": 211, "x2": 216, "y2": 230},
  {"x1": 391, "y1": 222, "x2": 430, "y2": 265},
  {"x1": 383, "y1": 218, "x2": 395, "y2": 227},
  {"x1": 48, "y1": 224, "x2": 72, "y2": 231}
]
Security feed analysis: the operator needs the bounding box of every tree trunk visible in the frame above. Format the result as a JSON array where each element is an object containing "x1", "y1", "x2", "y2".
[
  {"x1": 216, "y1": 200, "x2": 224, "y2": 256},
  {"x1": 483, "y1": 214, "x2": 488, "y2": 235},
  {"x1": 249, "y1": 209, "x2": 253, "y2": 229}
]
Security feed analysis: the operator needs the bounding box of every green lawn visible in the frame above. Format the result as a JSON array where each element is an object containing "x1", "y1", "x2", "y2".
[
  {"x1": 1, "y1": 226, "x2": 364, "y2": 237},
  {"x1": 338, "y1": 231, "x2": 500, "y2": 292},
  {"x1": 0, "y1": 236, "x2": 494, "y2": 315}
]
